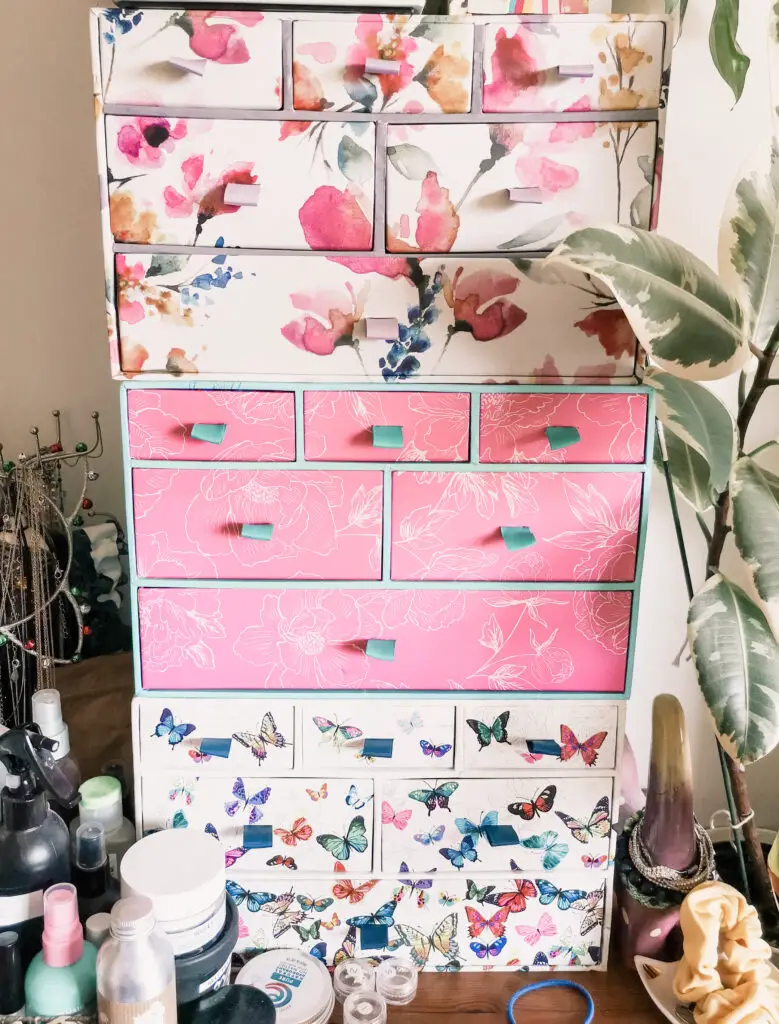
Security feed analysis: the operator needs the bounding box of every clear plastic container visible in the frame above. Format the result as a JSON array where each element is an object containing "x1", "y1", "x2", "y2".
[
  {"x1": 333, "y1": 959, "x2": 375, "y2": 1003},
  {"x1": 31, "y1": 691, "x2": 81, "y2": 827},
  {"x1": 375, "y1": 958, "x2": 418, "y2": 1006},
  {"x1": 343, "y1": 990, "x2": 387, "y2": 1024},
  {"x1": 73, "y1": 777, "x2": 135, "y2": 880}
]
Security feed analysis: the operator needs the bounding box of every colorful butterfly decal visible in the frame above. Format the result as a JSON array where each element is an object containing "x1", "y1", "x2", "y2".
[
  {"x1": 188, "y1": 749, "x2": 212, "y2": 764},
  {"x1": 573, "y1": 885, "x2": 606, "y2": 937},
  {"x1": 257, "y1": 891, "x2": 306, "y2": 938},
  {"x1": 153, "y1": 708, "x2": 195, "y2": 747},
  {"x1": 455, "y1": 810, "x2": 498, "y2": 843},
  {"x1": 438, "y1": 892, "x2": 460, "y2": 908},
  {"x1": 470, "y1": 935, "x2": 507, "y2": 959},
  {"x1": 536, "y1": 880, "x2": 588, "y2": 911},
  {"x1": 397, "y1": 863, "x2": 435, "y2": 904},
  {"x1": 582, "y1": 854, "x2": 607, "y2": 869},
  {"x1": 346, "y1": 897, "x2": 399, "y2": 930},
  {"x1": 414, "y1": 824, "x2": 445, "y2": 846},
  {"x1": 347, "y1": 785, "x2": 373, "y2": 811},
  {"x1": 266, "y1": 855, "x2": 298, "y2": 870},
  {"x1": 465, "y1": 880, "x2": 495, "y2": 904},
  {"x1": 226, "y1": 881, "x2": 276, "y2": 914},
  {"x1": 294, "y1": 921, "x2": 321, "y2": 942},
  {"x1": 381, "y1": 801, "x2": 412, "y2": 831},
  {"x1": 532, "y1": 951, "x2": 549, "y2": 967},
  {"x1": 309, "y1": 942, "x2": 327, "y2": 963},
  {"x1": 274, "y1": 817, "x2": 313, "y2": 847},
  {"x1": 321, "y1": 913, "x2": 341, "y2": 930},
  {"x1": 408, "y1": 781, "x2": 459, "y2": 816},
  {"x1": 439, "y1": 835, "x2": 479, "y2": 871},
  {"x1": 312, "y1": 716, "x2": 363, "y2": 747},
  {"x1": 170, "y1": 810, "x2": 188, "y2": 829},
  {"x1": 549, "y1": 928, "x2": 589, "y2": 966},
  {"x1": 397, "y1": 711, "x2": 424, "y2": 735},
  {"x1": 295, "y1": 895, "x2": 334, "y2": 914},
  {"x1": 232, "y1": 712, "x2": 287, "y2": 765},
  {"x1": 515, "y1": 912, "x2": 557, "y2": 947},
  {"x1": 516, "y1": 830, "x2": 569, "y2": 871},
  {"x1": 507, "y1": 785, "x2": 556, "y2": 821},
  {"x1": 559, "y1": 725, "x2": 607, "y2": 767},
  {"x1": 465, "y1": 906, "x2": 510, "y2": 939},
  {"x1": 465, "y1": 712, "x2": 510, "y2": 751},
  {"x1": 332, "y1": 878, "x2": 379, "y2": 904},
  {"x1": 306, "y1": 783, "x2": 328, "y2": 802},
  {"x1": 420, "y1": 740, "x2": 453, "y2": 759},
  {"x1": 225, "y1": 779, "x2": 271, "y2": 824},
  {"x1": 333, "y1": 926, "x2": 357, "y2": 966},
  {"x1": 316, "y1": 815, "x2": 369, "y2": 861},
  {"x1": 485, "y1": 879, "x2": 538, "y2": 914},
  {"x1": 555, "y1": 795, "x2": 611, "y2": 844},
  {"x1": 435, "y1": 959, "x2": 463, "y2": 973},
  {"x1": 204, "y1": 823, "x2": 247, "y2": 869},
  {"x1": 396, "y1": 913, "x2": 459, "y2": 969}
]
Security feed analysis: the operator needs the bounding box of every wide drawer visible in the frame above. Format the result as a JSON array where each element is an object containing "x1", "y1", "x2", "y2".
[
  {"x1": 97, "y1": 10, "x2": 282, "y2": 110},
  {"x1": 132, "y1": 468, "x2": 382, "y2": 580},
  {"x1": 126, "y1": 389, "x2": 295, "y2": 462},
  {"x1": 301, "y1": 701, "x2": 456, "y2": 770},
  {"x1": 135, "y1": 697, "x2": 294, "y2": 773},
  {"x1": 391, "y1": 470, "x2": 642, "y2": 582},
  {"x1": 292, "y1": 16, "x2": 474, "y2": 114},
  {"x1": 230, "y1": 870, "x2": 607, "y2": 969},
  {"x1": 142, "y1": 775, "x2": 374, "y2": 873},
  {"x1": 384, "y1": 120, "x2": 657, "y2": 253},
  {"x1": 483, "y1": 19, "x2": 666, "y2": 113},
  {"x1": 137, "y1": 587, "x2": 632, "y2": 692},
  {"x1": 479, "y1": 393, "x2": 648, "y2": 464},
  {"x1": 460, "y1": 700, "x2": 621, "y2": 771},
  {"x1": 107, "y1": 116, "x2": 375, "y2": 250},
  {"x1": 304, "y1": 391, "x2": 470, "y2": 462}
]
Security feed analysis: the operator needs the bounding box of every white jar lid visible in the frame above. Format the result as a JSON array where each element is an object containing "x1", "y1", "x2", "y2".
[
  {"x1": 236, "y1": 949, "x2": 333, "y2": 1024},
  {"x1": 120, "y1": 830, "x2": 224, "y2": 924},
  {"x1": 375, "y1": 958, "x2": 418, "y2": 1005}
]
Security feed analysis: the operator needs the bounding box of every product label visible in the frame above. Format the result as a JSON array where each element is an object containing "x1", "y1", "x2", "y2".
[
  {"x1": 271, "y1": 958, "x2": 307, "y2": 988},
  {"x1": 98, "y1": 984, "x2": 177, "y2": 1024},
  {"x1": 197, "y1": 954, "x2": 232, "y2": 996},
  {"x1": 0, "y1": 889, "x2": 44, "y2": 928}
]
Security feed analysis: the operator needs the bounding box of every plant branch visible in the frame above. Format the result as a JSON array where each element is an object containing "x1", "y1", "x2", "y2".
[{"x1": 695, "y1": 512, "x2": 713, "y2": 545}]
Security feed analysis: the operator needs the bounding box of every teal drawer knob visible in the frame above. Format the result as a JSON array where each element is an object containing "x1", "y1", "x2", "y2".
[
  {"x1": 546, "y1": 425, "x2": 581, "y2": 451},
  {"x1": 191, "y1": 423, "x2": 227, "y2": 445},
  {"x1": 526, "y1": 738, "x2": 562, "y2": 757},
  {"x1": 241, "y1": 523, "x2": 274, "y2": 541},
  {"x1": 365, "y1": 639, "x2": 395, "y2": 661},
  {"x1": 501, "y1": 526, "x2": 536, "y2": 551},
  {"x1": 362, "y1": 738, "x2": 394, "y2": 759},
  {"x1": 243, "y1": 825, "x2": 272, "y2": 849},
  {"x1": 359, "y1": 924, "x2": 389, "y2": 951},
  {"x1": 483, "y1": 824, "x2": 519, "y2": 848},
  {"x1": 199, "y1": 737, "x2": 232, "y2": 759},
  {"x1": 372, "y1": 425, "x2": 404, "y2": 449}
]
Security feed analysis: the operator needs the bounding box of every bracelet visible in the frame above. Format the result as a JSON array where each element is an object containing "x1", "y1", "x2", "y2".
[{"x1": 508, "y1": 980, "x2": 595, "y2": 1024}]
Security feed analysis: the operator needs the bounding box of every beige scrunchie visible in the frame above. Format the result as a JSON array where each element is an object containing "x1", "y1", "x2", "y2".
[{"x1": 673, "y1": 881, "x2": 779, "y2": 1023}]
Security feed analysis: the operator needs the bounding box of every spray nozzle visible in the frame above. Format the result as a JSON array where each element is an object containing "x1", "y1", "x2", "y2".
[{"x1": 0, "y1": 726, "x2": 79, "y2": 807}]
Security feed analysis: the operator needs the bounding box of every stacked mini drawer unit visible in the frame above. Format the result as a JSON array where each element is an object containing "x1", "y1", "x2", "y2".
[{"x1": 91, "y1": 2, "x2": 670, "y2": 971}]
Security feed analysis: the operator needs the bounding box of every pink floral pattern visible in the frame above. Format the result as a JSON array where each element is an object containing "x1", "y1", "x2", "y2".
[
  {"x1": 573, "y1": 591, "x2": 631, "y2": 655},
  {"x1": 115, "y1": 117, "x2": 188, "y2": 168}
]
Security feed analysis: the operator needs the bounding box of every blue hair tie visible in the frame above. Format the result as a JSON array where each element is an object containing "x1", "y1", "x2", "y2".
[{"x1": 508, "y1": 980, "x2": 595, "y2": 1024}]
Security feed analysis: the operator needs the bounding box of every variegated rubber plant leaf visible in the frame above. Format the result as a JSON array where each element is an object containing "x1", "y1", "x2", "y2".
[
  {"x1": 653, "y1": 428, "x2": 713, "y2": 513},
  {"x1": 688, "y1": 574, "x2": 779, "y2": 764},
  {"x1": 731, "y1": 457, "x2": 779, "y2": 629},
  {"x1": 708, "y1": 0, "x2": 750, "y2": 105},
  {"x1": 545, "y1": 227, "x2": 748, "y2": 380}
]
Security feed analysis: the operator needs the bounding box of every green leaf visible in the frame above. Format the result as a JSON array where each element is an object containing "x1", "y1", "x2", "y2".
[
  {"x1": 337, "y1": 136, "x2": 373, "y2": 185},
  {"x1": 709, "y1": 0, "x2": 750, "y2": 105},
  {"x1": 654, "y1": 429, "x2": 713, "y2": 513},
  {"x1": 545, "y1": 226, "x2": 747, "y2": 380},
  {"x1": 731, "y1": 457, "x2": 779, "y2": 627},
  {"x1": 145, "y1": 254, "x2": 188, "y2": 278},
  {"x1": 497, "y1": 215, "x2": 567, "y2": 251},
  {"x1": 688, "y1": 574, "x2": 779, "y2": 764},
  {"x1": 645, "y1": 367, "x2": 735, "y2": 497},
  {"x1": 343, "y1": 75, "x2": 377, "y2": 112},
  {"x1": 387, "y1": 144, "x2": 436, "y2": 181}
]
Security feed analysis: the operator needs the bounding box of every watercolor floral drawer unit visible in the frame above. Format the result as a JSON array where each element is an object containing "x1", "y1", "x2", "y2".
[
  {"x1": 482, "y1": 19, "x2": 665, "y2": 113},
  {"x1": 106, "y1": 117, "x2": 376, "y2": 250},
  {"x1": 132, "y1": 468, "x2": 383, "y2": 580},
  {"x1": 292, "y1": 16, "x2": 475, "y2": 114},
  {"x1": 390, "y1": 470, "x2": 642, "y2": 582},
  {"x1": 98, "y1": 10, "x2": 283, "y2": 109},
  {"x1": 385, "y1": 121, "x2": 657, "y2": 253},
  {"x1": 126, "y1": 389, "x2": 296, "y2": 461},
  {"x1": 136, "y1": 586, "x2": 632, "y2": 693}
]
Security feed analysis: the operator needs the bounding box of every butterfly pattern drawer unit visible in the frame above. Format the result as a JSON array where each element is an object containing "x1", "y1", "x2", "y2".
[
  {"x1": 106, "y1": 116, "x2": 376, "y2": 250},
  {"x1": 291, "y1": 16, "x2": 475, "y2": 114},
  {"x1": 380, "y1": 777, "x2": 614, "y2": 875},
  {"x1": 302, "y1": 703, "x2": 456, "y2": 770},
  {"x1": 384, "y1": 121, "x2": 657, "y2": 254},
  {"x1": 142, "y1": 775, "x2": 374, "y2": 873},
  {"x1": 98, "y1": 10, "x2": 283, "y2": 109},
  {"x1": 479, "y1": 392, "x2": 649, "y2": 464},
  {"x1": 126, "y1": 389, "x2": 296, "y2": 462},
  {"x1": 135, "y1": 697, "x2": 294, "y2": 773},
  {"x1": 390, "y1": 470, "x2": 642, "y2": 582},
  {"x1": 461, "y1": 702, "x2": 622, "y2": 772},
  {"x1": 303, "y1": 391, "x2": 470, "y2": 462},
  {"x1": 482, "y1": 18, "x2": 666, "y2": 113}
]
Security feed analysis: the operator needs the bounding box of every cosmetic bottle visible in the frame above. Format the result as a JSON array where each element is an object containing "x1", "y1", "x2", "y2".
[
  {"x1": 73, "y1": 822, "x2": 119, "y2": 921},
  {"x1": 24, "y1": 883, "x2": 98, "y2": 1017},
  {"x1": 31, "y1": 690, "x2": 81, "y2": 825},
  {"x1": 86, "y1": 913, "x2": 113, "y2": 951},
  {"x1": 0, "y1": 931, "x2": 25, "y2": 1023},
  {"x1": 72, "y1": 776, "x2": 135, "y2": 880}
]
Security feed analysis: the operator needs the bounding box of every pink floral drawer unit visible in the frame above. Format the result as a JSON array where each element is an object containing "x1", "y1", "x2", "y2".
[
  {"x1": 97, "y1": 10, "x2": 282, "y2": 110},
  {"x1": 482, "y1": 19, "x2": 666, "y2": 113},
  {"x1": 384, "y1": 120, "x2": 657, "y2": 253},
  {"x1": 126, "y1": 389, "x2": 295, "y2": 462},
  {"x1": 304, "y1": 391, "x2": 470, "y2": 462},
  {"x1": 292, "y1": 16, "x2": 474, "y2": 114},
  {"x1": 106, "y1": 116, "x2": 375, "y2": 250},
  {"x1": 479, "y1": 393, "x2": 648, "y2": 464},
  {"x1": 137, "y1": 587, "x2": 632, "y2": 692},
  {"x1": 391, "y1": 471, "x2": 642, "y2": 582},
  {"x1": 132, "y1": 469, "x2": 383, "y2": 580}
]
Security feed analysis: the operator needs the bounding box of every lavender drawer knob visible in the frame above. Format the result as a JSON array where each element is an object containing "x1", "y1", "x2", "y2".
[
  {"x1": 507, "y1": 187, "x2": 544, "y2": 204},
  {"x1": 243, "y1": 825, "x2": 273, "y2": 849},
  {"x1": 198, "y1": 737, "x2": 232, "y2": 759},
  {"x1": 224, "y1": 183, "x2": 261, "y2": 207},
  {"x1": 365, "y1": 317, "x2": 400, "y2": 341},
  {"x1": 557, "y1": 64, "x2": 594, "y2": 77},
  {"x1": 501, "y1": 526, "x2": 536, "y2": 551},
  {"x1": 167, "y1": 56, "x2": 207, "y2": 76},
  {"x1": 372, "y1": 425, "x2": 403, "y2": 449},
  {"x1": 191, "y1": 423, "x2": 227, "y2": 444},
  {"x1": 366, "y1": 639, "x2": 396, "y2": 661},
  {"x1": 241, "y1": 523, "x2": 274, "y2": 541},
  {"x1": 364, "y1": 58, "x2": 400, "y2": 75},
  {"x1": 546, "y1": 425, "x2": 581, "y2": 450}
]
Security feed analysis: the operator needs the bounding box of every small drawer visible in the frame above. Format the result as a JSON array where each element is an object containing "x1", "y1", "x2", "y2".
[
  {"x1": 301, "y1": 702, "x2": 455, "y2": 770},
  {"x1": 460, "y1": 700, "x2": 620, "y2": 771},
  {"x1": 391, "y1": 470, "x2": 642, "y2": 582},
  {"x1": 98, "y1": 10, "x2": 282, "y2": 110},
  {"x1": 126, "y1": 389, "x2": 295, "y2": 462},
  {"x1": 135, "y1": 697, "x2": 294, "y2": 773},
  {"x1": 381, "y1": 776, "x2": 614, "y2": 876},
  {"x1": 107, "y1": 116, "x2": 375, "y2": 250},
  {"x1": 132, "y1": 469, "x2": 382, "y2": 580},
  {"x1": 483, "y1": 18, "x2": 666, "y2": 113},
  {"x1": 141, "y1": 775, "x2": 374, "y2": 873},
  {"x1": 304, "y1": 391, "x2": 470, "y2": 462},
  {"x1": 292, "y1": 16, "x2": 474, "y2": 114},
  {"x1": 384, "y1": 120, "x2": 657, "y2": 253},
  {"x1": 479, "y1": 393, "x2": 648, "y2": 464}
]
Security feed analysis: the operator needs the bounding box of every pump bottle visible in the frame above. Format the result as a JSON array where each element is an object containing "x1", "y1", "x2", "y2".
[{"x1": 31, "y1": 690, "x2": 81, "y2": 825}]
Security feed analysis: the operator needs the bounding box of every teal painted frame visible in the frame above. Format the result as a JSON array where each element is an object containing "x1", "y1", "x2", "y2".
[{"x1": 120, "y1": 380, "x2": 655, "y2": 702}]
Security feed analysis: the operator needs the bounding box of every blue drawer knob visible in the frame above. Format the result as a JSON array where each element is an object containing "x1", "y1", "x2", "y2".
[
  {"x1": 372, "y1": 425, "x2": 404, "y2": 449},
  {"x1": 199, "y1": 737, "x2": 232, "y2": 759},
  {"x1": 359, "y1": 923, "x2": 389, "y2": 951},
  {"x1": 366, "y1": 639, "x2": 395, "y2": 661},
  {"x1": 243, "y1": 825, "x2": 273, "y2": 849},
  {"x1": 546, "y1": 426, "x2": 581, "y2": 451},
  {"x1": 483, "y1": 824, "x2": 520, "y2": 848},
  {"x1": 362, "y1": 738, "x2": 394, "y2": 759},
  {"x1": 241, "y1": 523, "x2": 274, "y2": 541},
  {"x1": 526, "y1": 738, "x2": 563, "y2": 758},
  {"x1": 501, "y1": 526, "x2": 536, "y2": 551},
  {"x1": 191, "y1": 423, "x2": 227, "y2": 445}
]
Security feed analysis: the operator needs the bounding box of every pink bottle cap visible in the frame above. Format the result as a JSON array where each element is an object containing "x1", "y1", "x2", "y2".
[{"x1": 42, "y1": 883, "x2": 84, "y2": 967}]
